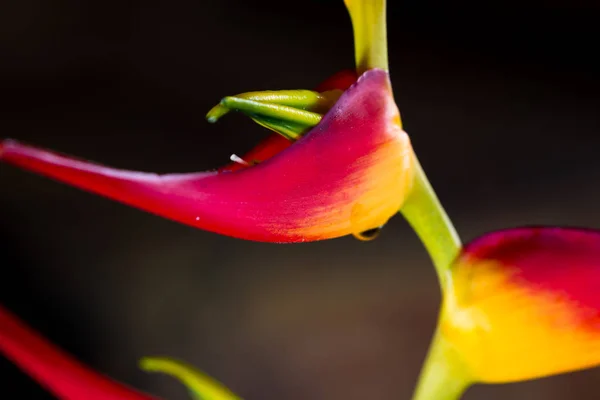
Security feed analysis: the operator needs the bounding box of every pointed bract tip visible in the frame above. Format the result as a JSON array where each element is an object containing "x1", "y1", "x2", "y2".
[
  {"x1": 1, "y1": 139, "x2": 22, "y2": 157},
  {"x1": 0, "y1": 304, "x2": 158, "y2": 400},
  {"x1": 206, "y1": 104, "x2": 229, "y2": 123},
  {"x1": 0, "y1": 139, "x2": 11, "y2": 157},
  {"x1": 138, "y1": 357, "x2": 159, "y2": 372},
  {"x1": 140, "y1": 357, "x2": 240, "y2": 400}
]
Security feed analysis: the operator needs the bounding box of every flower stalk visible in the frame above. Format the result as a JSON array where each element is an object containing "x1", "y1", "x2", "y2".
[
  {"x1": 411, "y1": 331, "x2": 471, "y2": 400},
  {"x1": 7, "y1": 2, "x2": 596, "y2": 400},
  {"x1": 401, "y1": 156, "x2": 462, "y2": 290},
  {"x1": 345, "y1": 0, "x2": 389, "y2": 74}
]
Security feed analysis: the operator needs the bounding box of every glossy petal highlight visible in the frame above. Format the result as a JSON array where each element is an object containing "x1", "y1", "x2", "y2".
[
  {"x1": 0, "y1": 69, "x2": 413, "y2": 243},
  {"x1": 441, "y1": 227, "x2": 600, "y2": 383},
  {"x1": 0, "y1": 305, "x2": 157, "y2": 400}
]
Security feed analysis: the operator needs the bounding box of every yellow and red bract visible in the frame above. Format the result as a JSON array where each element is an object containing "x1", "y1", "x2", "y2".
[
  {"x1": 441, "y1": 227, "x2": 600, "y2": 383},
  {"x1": 0, "y1": 69, "x2": 413, "y2": 243}
]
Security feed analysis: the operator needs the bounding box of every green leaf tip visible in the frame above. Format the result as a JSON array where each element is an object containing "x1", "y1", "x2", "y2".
[{"x1": 140, "y1": 357, "x2": 241, "y2": 400}]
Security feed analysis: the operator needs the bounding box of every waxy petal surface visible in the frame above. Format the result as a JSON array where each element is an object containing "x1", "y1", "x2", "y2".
[
  {"x1": 0, "y1": 69, "x2": 413, "y2": 243},
  {"x1": 0, "y1": 305, "x2": 157, "y2": 400},
  {"x1": 442, "y1": 227, "x2": 600, "y2": 383}
]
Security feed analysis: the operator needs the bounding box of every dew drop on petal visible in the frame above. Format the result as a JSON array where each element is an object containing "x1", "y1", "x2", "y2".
[{"x1": 353, "y1": 226, "x2": 383, "y2": 241}]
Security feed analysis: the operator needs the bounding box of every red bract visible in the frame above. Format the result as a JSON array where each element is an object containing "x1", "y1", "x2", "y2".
[
  {"x1": 442, "y1": 227, "x2": 600, "y2": 383},
  {"x1": 0, "y1": 305, "x2": 157, "y2": 400},
  {"x1": 0, "y1": 69, "x2": 413, "y2": 243}
]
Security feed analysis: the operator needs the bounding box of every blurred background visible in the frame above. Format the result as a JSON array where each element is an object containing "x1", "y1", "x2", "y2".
[{"x1": 1, "y1": 1, "x2": 600, "y2": 399}]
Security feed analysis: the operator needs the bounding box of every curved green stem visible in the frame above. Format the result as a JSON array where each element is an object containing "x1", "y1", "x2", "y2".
[
  {"x1": 411, "y1": 331, "x2": 472, "y2": 400},
  {"x1": 401, "y1": 155, "x2": 466, "y2": 400},
  {"x1": 401, "y1": 155, "x2": 461, "y2": 290},
  {"x1": 140, "y1": 357, "x2": 240, "y2": 400}
]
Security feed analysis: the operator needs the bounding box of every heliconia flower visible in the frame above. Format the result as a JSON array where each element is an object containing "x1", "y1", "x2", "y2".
[
  {"x1": 0, "y1": 304, "x2": 240, "y2": 400},
  {"x1": 439, "y1": 226, "x2": 600, "y2": 386},
  {"x1": 0, "y1": 69, "x2": 411, "y2": 243},
  {"x1": 0, "y1": 0, "x2": 413, "y2": 243}
]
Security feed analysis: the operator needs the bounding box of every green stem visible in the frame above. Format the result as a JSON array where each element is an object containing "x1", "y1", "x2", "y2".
[
  {"x1": 401, "y1": 155, "x2": 461, "y2": 290},
  {"x1": 402, "y1": 156, "x2": 467, "y2": 399},
  {"x1": 345, "y1": 0, "x2": 389, "y2": 74},
  {"x1": 411, "y1": 331, "x2": 472, "y2": 400}
]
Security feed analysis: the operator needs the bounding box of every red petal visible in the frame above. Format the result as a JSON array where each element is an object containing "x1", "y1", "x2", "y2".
[
  {"x1": 443, "y1": 227, "x2": 600, "y2": 383},
  {"x1": 0, "y1": 305, "x2": 157, "y2": 400},
  {"x1": 460, "y1": 226, "x2": 600, "y2": 312},
  {"x1": 0, "y1": 69, "x2": 412, "y2": 242}
]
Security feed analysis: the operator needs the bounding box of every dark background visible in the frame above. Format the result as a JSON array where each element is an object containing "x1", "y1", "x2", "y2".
[{"x1": 1, "y1": 1, "x2": 600, "y2": 399}]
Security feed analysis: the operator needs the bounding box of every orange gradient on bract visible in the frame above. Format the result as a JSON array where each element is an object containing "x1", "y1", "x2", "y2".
[
  {"x1": 441, "y1": 228, "x2": 600, "y2": 383},
  {"x1": 0, "y1": 70, "x2": 414, "y2": 243}
]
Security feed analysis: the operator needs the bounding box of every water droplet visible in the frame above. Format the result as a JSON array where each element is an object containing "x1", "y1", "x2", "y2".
[{"x1": 353, "y1": 226, "x2": 382, "y2": 241}]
